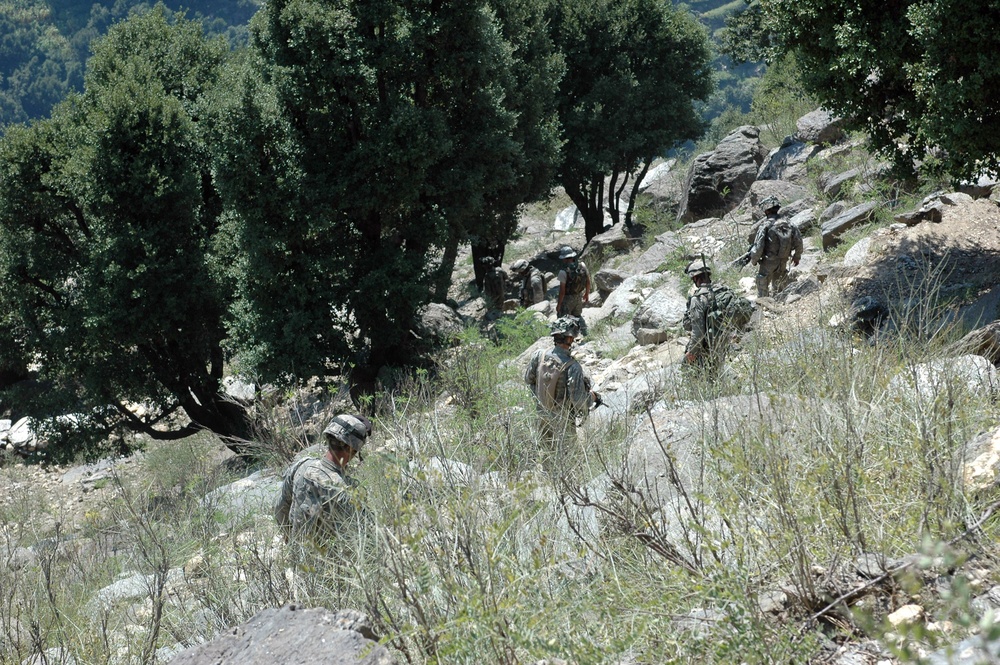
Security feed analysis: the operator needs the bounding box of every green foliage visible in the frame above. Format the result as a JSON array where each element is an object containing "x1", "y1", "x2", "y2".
[
  {"x1": 550, "y1": 0, "x2": 714, "y2": 239},
  {"x1": 217, "y1": 0, "x2": 548, "y2": 383},
  {"x1": 747, "y1": 52, "x2": 817, "y2": 146},
  {"x1": 0, "y1": 7, "x2": 250, "y2": 447},
  {"x1": 757, "y1": 0, "x2": 1000, "y2": 181}
]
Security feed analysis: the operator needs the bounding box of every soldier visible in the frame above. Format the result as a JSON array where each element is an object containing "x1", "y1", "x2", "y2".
[
  {"x1": 481, "y1": 256, "x2": 507, "y2": 310},
  {"x1": 510, "y1": 259, "x2": 547, "y2": 308},
  {"x1": 556, "y1": 246, "x2": 590, "y2": 322},
  {"x1": 524, "y1": 316, "x2": 598, "y2": 452},
  {"x1": 274, "y1": 413, "x2": 372, "y2": 544},
  {"x1": 682, "y1": 259, "x2": 727, "y2": 375},
  {"x1": 748, "y1": 197, "x2": 803, "y2": 298}
]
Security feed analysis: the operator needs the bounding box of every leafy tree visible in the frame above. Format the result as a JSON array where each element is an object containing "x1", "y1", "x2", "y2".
[
  {"x1": 218, "y1": 0, "x2": 542, "y2": 386},
  {"x1": 752, "y1": 0, "x2": 1000, "y2": 180},
  {"x1": 0, "y1": 7, "x2": 248, "y2": 453},
  {"x1": 549, "y1": 0, "x2": 713, "y2": 240}
]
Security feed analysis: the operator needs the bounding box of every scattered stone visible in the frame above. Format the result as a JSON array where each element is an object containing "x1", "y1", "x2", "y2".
[
  {"x1": 222, "y1": 376, "x2": 255, "y2": 402},
  {"x1": 795, "y1": 109, "x2": 846, "y2": 145},
  {"x1": 415, "y1": 303, "x2": 464, "y2": 346},
  {"x1": 630, "y1": 282, "x2": 687, "y2": 344},
  {"x1": 822, "y1": 168, "x2": 861, "y2": 197},
  {"x1": 821, "y1": 201, "x2": 880, "y2": 250},
  {"x1": 820, "y1": 201, "x2": 847, "y2": 223},
  {"x1": 843, "y1": 237, "x2": 873, "y2": 267},
  {"x1": 757, "y1": 137, "x2": 822, "y2": 182},
  {"x1": 169, "y1": 605, "x2": 393, "y2": 665}
]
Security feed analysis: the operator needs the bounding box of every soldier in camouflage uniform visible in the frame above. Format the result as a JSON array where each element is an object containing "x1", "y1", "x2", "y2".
[
  {"x1": 524, "y1": 317, "x2": 596, "y2": 452},
  {"x1": 274, "y1": 413, "x2": 372, "y2": 544},
  {"x1": 682, "y1": 259, "x2": 726, "y2": 375},
  {"x1": 556, "y1": 246, "x2": 590, "y2": 321},
  {"x1": 749, "y1": 197, "x2": 803, "y2": 297},
  {"x1": 481, "y1": 256, "x2": 507, "y2": 310},
  {"x1": 510, "y1": 259, "x2": 547, "y2": 308}
]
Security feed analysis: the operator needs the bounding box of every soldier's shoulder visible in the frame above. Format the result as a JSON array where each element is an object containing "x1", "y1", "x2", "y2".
[{"x1": 297, "y1": 458, "x2": 348, "y2": 488}]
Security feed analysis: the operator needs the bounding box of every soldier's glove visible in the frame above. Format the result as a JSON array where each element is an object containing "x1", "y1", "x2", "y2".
[
  {"x1": 735, "y1": 253, "x2": 751, "y2": 269},
  {"x1": 592, "y1": 392, "x2": 603, "y2": 408}
]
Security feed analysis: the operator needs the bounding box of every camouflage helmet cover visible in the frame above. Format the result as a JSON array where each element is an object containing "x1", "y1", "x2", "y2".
[
  {"x1": 558, "y1": 246, "x2": 578, "y2": 259},
  {"x1": 550, "y1": 316, "x2": 581, "y2": 338},
  {"x1": 323, "y1": 414, "x2": 370, "y2": 454},
  {"x1": 510, "y1": 259, "x2": 529, "y2": 274},
  {"x1": 480, "y1": 256, "x2": 497, "y2": 267},
  {"x1": 685, "y1": 258, "x2": 712, "y2": 277},
  {"x1": 759, "y1": 196, "x2": 781, "y2": 212}
]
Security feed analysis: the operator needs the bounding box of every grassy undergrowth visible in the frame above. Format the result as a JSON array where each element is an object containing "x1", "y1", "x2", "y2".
[{"x1": 1, "y1": 292, "x2": 999, "y2": 663}]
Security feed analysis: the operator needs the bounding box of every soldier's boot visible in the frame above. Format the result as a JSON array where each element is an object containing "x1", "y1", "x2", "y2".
[{"x1": 755, "y1": 271, "x2": 770, "y2": 298}]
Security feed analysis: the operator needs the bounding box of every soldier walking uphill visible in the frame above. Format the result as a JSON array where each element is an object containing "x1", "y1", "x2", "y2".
[
  {"x1": 748, "y1": 197, "x2": 803, "y2": 298},
  {"x1": 682, "y1": 259, "x2": 752, "y2": 376},
  {"x1": 524, "y1": 317, "x2": 599, "y2": 456},
  {"x1": 556, "y1": 246, "x2": 590, "y2": 333},
  {"x1": 481, "y1": 256, "x2": 508, "y2": 311},
  {"x1": 274, "y1": 414, "x2": 372, "y2": 546},
  {"x1": 510, "y1": 259, "x2": 547, "y2": 308}
]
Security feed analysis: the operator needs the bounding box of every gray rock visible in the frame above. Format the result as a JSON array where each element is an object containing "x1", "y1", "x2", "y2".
[
  {"x1": 958, "y1": 174, "x2": 1000, "y2": 199},
  {"x1": 925, "y1": 633, "x2": 1000, "y2": 664},
  {"x1": 757, "y1": 138, "x2": 822, "y2": 182},
  {"x1": 638, "y1": 159, "x2": 680, "y2": 204},
  {"x1": 409, "y1": 456, "x2": 478, "y2": 487},
  {"x1": 819, "y1": 201, "x2": 846, "y2": 223},
  {"x1": 744, "y1": 180, "x2": 811, "y2": 212},
  {"x1": 776, "y1": 276, "x2": 820, "y2": 303},
  {"x1": 415, "y1": 303, "x2": 464, "y2": 345},
  {"x1": 821, "y1": 201, "x2": 879, "y2": 250},
  {"x1": 200, "y1": 470, "x2": 283, "y2": 525},
  {"x1": 630, "y1": 281, "x2": 687, "y2": 342},
  {"x1": 581, "y1": 223, "x2": 637, "y2": 265},
  {"x1": 593, "y1": 269, "x2": 629, "y2": 299},
  {"x1": 788, "y1": 208, "x2": 817, "y2": 235},
  {"x1": 842, "y1": 237, "x2": 873, "y2": 267},
  {"x1": 7, "y1": 417, "x2": 33, "y2": 448},
  {"x1": 21, "y1": 648, "x2": 77, "y2": 665},
  {"x1": 821, "y1": 168, "x2": 861, "y2": 197},
  {"x1": 678, "y1": 126, "x2": 767, "y2": 223},
  {"x1": 615, "y1": 231, "x2": 683, "y2": 276},
  {"x1": 795, "y1": 109, "x2": 846, "y2": 145},
  {"x1": 223, "y1": 376, "x2": 256, "y2": 402},
  {"x1": 888, "y1": 355, "x2": 998, "y2": 401},
  {"x1": 582, "y1": 273, "x2": 668, "y2": 331},
  {"x1": 169, "y1": 605, "x2": 392, "y2": 665},
  {"x1": 951, "y1": 321, "x2": 1000, "y2": 363},
  {"x1": 555, "y1": 205, "x2": 582, "y2": 232}
]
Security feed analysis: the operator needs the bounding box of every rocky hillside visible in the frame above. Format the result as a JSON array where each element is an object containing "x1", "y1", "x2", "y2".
[{"x1": 4, "y1": 110, "x2": 1000, "y2": 664}]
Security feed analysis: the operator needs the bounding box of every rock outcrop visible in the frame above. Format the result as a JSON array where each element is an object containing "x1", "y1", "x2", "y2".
[{"x1": 678, "y1": 126, "x2": 767, "y2": 223}]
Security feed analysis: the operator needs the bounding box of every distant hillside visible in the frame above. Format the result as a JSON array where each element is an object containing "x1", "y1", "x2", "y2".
[{"x1": 0, "y1": 0, "x2": 256, "y2": 126}]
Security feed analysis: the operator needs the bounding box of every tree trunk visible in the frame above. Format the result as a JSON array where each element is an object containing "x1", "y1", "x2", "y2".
[
  {"x1": 433, "y1": 229, "x2": 461, "y2": 302},
  {"x1": 564, "y1": 180, "x2": 606, "y2": 242},
  {"x1": 625, "y1": 159, "x2": 652, "y2": 228},
  {"x1": 471, "y1": 240, "x2": 505, "y2": 292}
]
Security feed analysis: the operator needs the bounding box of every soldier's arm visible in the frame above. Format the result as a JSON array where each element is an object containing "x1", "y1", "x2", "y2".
[
  {"x1": 524, "y1": 351, "x2": 540, "y2": 390},
  {"x1": 565, "y1": 363, "x2": 594, "y2": 413},
  {"x1": 749, "y1": 227, "x2": 766, "y2": 265},
  {"x1": 792, "y1": 228, "x2": 804, "y2": 264},
  {"x1": 685, "y1": 297, "x2": 708, "y2": 353}
]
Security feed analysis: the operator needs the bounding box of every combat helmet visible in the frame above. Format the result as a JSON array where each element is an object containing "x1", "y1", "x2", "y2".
[
  {"x1": 323, "y1": 414, "x2": 371, "y2": 458},
  {"x1": 550, "y1": 316, "x2": 581, "y2": 338},
  {"x1": 759, "y1": 196, "x2": 780, "y2": 213},
  {"x1": 510, "y1": 259, "x2": 529, "y2": 275},
  {"x1": 685, "y1": 258, "x2": 712, "y2": 278},
  {"x1": 558, "y1": 246, "x2": 578, "y2": 260}
]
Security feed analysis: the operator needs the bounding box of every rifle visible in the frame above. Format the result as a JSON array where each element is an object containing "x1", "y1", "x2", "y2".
[{"x1": 729, "y1": 251, "x2": 751, "y2": 270}]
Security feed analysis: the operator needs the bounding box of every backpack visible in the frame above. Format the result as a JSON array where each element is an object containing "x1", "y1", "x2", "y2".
[
  {"x1": 535, "y1": 350, "x2": 572, "y2": 410},
  {"x1": 706, "y1": 285, "x2": 754, "y2": 334},
  {"x1": 563, "y1": 261, "x2": 587, "y2": 296},
  {"x1": 766, "y1": 221, "x2": 795, "y2": 261}
]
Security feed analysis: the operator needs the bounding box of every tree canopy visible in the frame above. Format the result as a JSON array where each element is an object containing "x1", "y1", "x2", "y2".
[
  {"x1": 550, "y1": 0, "x2": 713, "y2": 240},
  {"x1": 0, "y1": 7, "x2": 247, "y2": 455},
  {"x1": 749, "y1": 0, "x2": 1000, "y2": 180}
]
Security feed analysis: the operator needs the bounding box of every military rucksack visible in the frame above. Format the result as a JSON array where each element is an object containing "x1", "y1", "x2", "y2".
[
  {"x1": 706, "y1": 285, "x2": 754, "y2": 334},
  {"x1": 766, "y1": 221, "x2": 795, "y2": 261},
  {"x1": 535, "y1": 350, "x2": 572, "y2": 410},
  {"x1": 563, "y1": 261, "x2": 587, "y2": 296}
]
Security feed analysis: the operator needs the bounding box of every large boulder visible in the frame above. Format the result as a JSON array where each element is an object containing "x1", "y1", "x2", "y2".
[
  {"x1": 678, "y1": 126, "x2": 767, "y2": 223},
  {"x1": 582, "y1": 272, "x2": 668, "y2": 331},
  {"x1": 614, "y1": 231, "x2": 683, "y2": 276},
  {"x1": 757, "y1": 137, "x2": 822, "y2": 182},
  {"x1": 415, "y1": 303, "x2": 464, "y2": 345},
  {"x1": 638, "y1": 159, "x2": 681, "y2": 206},
  {"x1": 169, "y1": 606, "x2": 393, "y2": 665},
  {"x1": 631, "y1": 280, "x2": 687, "y2": 345},
  {"x1": 888, "y1": 355, "x2": 997, "y2": 401},
  {"x1": 592, "y1": 268, "x2": 629, "y2": 300},
  {"x1": 580, "y1": 223, "x2": 637, "y2": 266},
  {"x1": 794, "y1": 109, "x2": 846, "y2": 145}
]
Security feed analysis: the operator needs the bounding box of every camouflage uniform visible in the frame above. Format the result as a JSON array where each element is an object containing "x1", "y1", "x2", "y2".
[
  {"x1": 482, "y1": 261, "x2": 507, "y2": 310},
  {"x1": 557, "y1": 261, "x2": 590, "y2": 318},
  {"x1": 749, "y1": 211, "x2": 803, "y2": 298},
  {"x1": 524, "y1": 341, "x2": 593, "y2": 450},
  {"x1": 274, "y1": 456, "x2": 357, "y2": 543},
  {"x1": 514, "y1": 263, "x2": 547, "y2": 307},
  {"x1": 682, "y1": 260, "x2": 728, "y2": 376}
]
